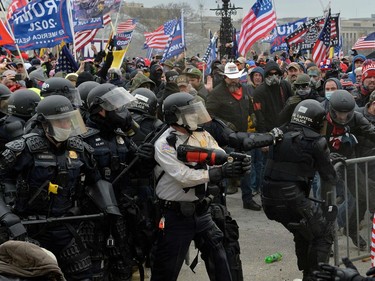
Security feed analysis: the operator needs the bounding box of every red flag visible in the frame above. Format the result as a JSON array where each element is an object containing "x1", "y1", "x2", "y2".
[
  {"x1": 238, "y1": 0, "x2": 276, "y2": 56},
  {"x1": 6, "y1": 0, "x2": 28, "y2": 20},
  {"x1": 0, "y1": 19, "x2": 14, "y2": 45},
  {"x1": 117, "y1": 19, "x2": 137, "y2": 34},
  {"x1": 312, "y1": 10, "x2": 331, "y2": 65},
  {"x1": 371, "y1": 213, "x2": 375, "y2": 267}
]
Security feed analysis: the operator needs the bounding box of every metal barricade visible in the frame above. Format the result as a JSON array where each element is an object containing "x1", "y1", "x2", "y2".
[{"x1": 329, "y1": 155, "x2": 375, "y2": 265}]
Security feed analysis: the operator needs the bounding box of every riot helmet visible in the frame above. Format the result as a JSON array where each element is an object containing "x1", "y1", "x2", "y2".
[
  {"x1": 36, "y1": 95, "x2": 87, "y2": 142},
  {"x1": 328, "y1": 90, "x2": 355, "y2": 126},
  {"x1": 131, "y1": 88, "x2": 157, "y2": 116},
  {"x1": 87, "y1": 83, "x2": 137, "y2": 134},
  {"x1": 0, "y1": 84, "x2": 12, "y2": 114},
  {"x1": 77, "y1": 81, "x2": 100, "y2": 110},
  {"x1": 291, "y1": 99, "x2": 326, "y2": 132},
  {"x1": 41, "y1": 77, "x2": 82, "y2": 108},
  {"x1": 163, "y1": 92, "x2": 211, "y2": 130},
  {"x1": 8, "y1": 89, "x2": 41, "y2": 119}
]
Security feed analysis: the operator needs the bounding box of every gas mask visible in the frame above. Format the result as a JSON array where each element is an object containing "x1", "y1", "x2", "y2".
[
  {"x1": 106, "y1": 107, "x2": 133, "y2": 133},
  {"x1": 265, "y1": 74, "x2": 280, "y2": 86},
  {"x1": 310, "y1": 78, "x2": 321, "y2": 89},
  {"x1": 296, "y1": 87, "x2": 311, "y2": 98}
]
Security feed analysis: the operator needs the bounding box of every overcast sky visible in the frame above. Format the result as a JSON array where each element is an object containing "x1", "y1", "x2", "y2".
[{"x1": 139, "y1": 0, "x2": 375, "y2": 19}]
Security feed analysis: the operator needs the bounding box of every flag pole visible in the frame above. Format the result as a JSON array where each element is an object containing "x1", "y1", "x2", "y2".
[
  {"x1": 113, "y1": 0, "x2": 124, "y2": 35},
  {"x1": 66, "y1": 0, "x2": 77, "y2": 61},
  {"x1": 0, "y1": 0, "x2": 29, "y2": 79}
]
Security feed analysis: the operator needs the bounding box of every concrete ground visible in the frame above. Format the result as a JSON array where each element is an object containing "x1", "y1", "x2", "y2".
[{"x1": 140, "y1": 190, "x2": 373, "y2": 281}]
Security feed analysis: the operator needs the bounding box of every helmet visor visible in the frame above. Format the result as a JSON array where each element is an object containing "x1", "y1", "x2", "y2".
[
  {"x1": 178, "y1": 101, "x2": 212, "y2": 126},
  {"x1": 45, "y1": 109, "x2": 87, "y2": 137},
  {"x1": 65, "y1": 88, "x2": 82, "y2": 108},
  {"x1": 100, "y1": 88, "x2": 136, "y2": 111}
]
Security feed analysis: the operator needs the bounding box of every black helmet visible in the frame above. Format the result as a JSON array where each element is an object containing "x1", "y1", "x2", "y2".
[
  {"x1": 87, "y1": 83, "x2": 136, "y2": 115},
  {"x1": 77, "y1": 81, "x2": 100, "y2": 110},
  {"x1": 8, "y1": 89, "x2": 41, "y2": 118},
  {"x1": 163, "y1": 92, "x2": 211, "y2": 128},
  {"x1": 291, "y1": 99, "x2": 326, "y2": 131},
  {"x1": 329, "y1": 90, "x2": 355, "y2": 126},
  {"x1": 36, "y1": 95, "x2": 86, "y2": 142},
  {"x1": 41, "y1": 77, "x2": 82, "y2": 107},
  {"x1": 131, "y1": 88, "x2": 157, "y2": 116}
]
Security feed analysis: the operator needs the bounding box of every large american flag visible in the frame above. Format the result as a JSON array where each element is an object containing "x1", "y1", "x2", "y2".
[
  {"x1": 117, "y1": 19, "x2": 137, "y2": 34},
  {"x1": 353, "y1": 32, "x2": 375, "y2": 50},
  {"x1": 75, "y1": 13, "x2": 111, "y2": 51},
  {"x1": 144, "y1": 19, "x2": 177, "y2": 49},
  {"x1": 312, "y1": 10, "x2": 331, "y2": 65},
  {"x1": 238, "y1": 0, "x2": 276, "y2": 56}
]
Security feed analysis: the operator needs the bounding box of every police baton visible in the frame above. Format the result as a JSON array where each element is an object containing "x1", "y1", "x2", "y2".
[
  {"x1": 112, "y1": 123, "x2": 169, "y2": 186},
  {"x1": 22, "y1": 213, "x2": 105, "y2": 225}
]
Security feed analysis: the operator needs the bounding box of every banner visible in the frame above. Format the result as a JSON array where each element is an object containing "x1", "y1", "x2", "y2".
[
  {"x1": 203, "y1": 31, "x2": 217, "y2": 76},
  {"x1": 115, "y1": 31, "x2": 133, "y2": 47},
  {"x1": 285, "y1": 14, "x2": 340, "y2": 51},
  {"x1": 9, "y1": 0, "x2": 74, "y2": 50},
  {"x1": 263, "y1": 18, "x2": 306, "y2": 53},
  {"x1": 73, "y1": 0, "x2": 103, "y2": 21},
  {"x1": 161, "y1": 17, "x2": 185, "y2": 61}
]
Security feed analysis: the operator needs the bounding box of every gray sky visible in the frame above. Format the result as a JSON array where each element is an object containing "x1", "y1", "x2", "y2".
[{"x1": 139, "y1": 0, "x2": 375, "y2": 19}]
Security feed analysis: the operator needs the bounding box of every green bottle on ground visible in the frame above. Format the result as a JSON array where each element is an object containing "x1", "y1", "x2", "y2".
[{"x1": 264, "y1": 252, "x2": 283, "y2": 263}]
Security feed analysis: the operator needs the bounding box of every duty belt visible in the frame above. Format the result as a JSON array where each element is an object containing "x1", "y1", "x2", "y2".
[{"x1": 157, "y1": 199, "x2": 199, "y2": 211}]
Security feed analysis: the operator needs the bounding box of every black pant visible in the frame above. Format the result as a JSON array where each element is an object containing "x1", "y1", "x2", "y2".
[
  {"x1": 262, "y1": 180, "x2": 334, "y2": 278},
  {"x1": 150, "y1": 208, "x2": 232, "y2": 281}
]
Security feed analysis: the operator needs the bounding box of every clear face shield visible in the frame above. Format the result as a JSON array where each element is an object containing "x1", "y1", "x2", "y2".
[
  {"x1": 98, "y1": 87, "x2": 137, "y2": 111},
  {"x1": 176, "y1": 101, "x2": 212, "y2": 130},
  {"x1": 329, "y1": 108, "x2": 354, "y2": 126},
  {"x1": 45, "y1": 110, "x2": 87, "y2": 142},
  {"x1": 65, "y1": 88, "x2": 82, "y2": 108},
  {"x1": 0, "y1": 98, "x2": 9, "y2": 114}
]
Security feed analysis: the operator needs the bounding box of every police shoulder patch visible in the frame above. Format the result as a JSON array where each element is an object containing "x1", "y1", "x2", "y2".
[
  {"x1": 24, "y1": 134, "x2": 49, "y2": 153},
  {"x1": 66, "y1": 137, "x2": 84, "y2": 152},
  {"x1": 5, "y1": 138, "x2": 26, "y2": 153},
  {"x1": 80, "y1": 127, "x2": 100, "y2": 139}
]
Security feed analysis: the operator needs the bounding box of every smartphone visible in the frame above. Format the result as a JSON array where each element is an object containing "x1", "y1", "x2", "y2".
[{"x1": 15, "y1": 73, "x2": 22, "y2": 81}]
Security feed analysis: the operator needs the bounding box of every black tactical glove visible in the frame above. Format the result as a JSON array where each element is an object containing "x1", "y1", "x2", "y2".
[
  {"x1": 2, "y1": 213, "x2": 27, "y2": 240},
  {"x1": 330, "y1": 152, "x2": 347, "y2": 166},
  {"x1": 136, "y1": 143, "x2": 155, "y2": 160},
  {"x1": 269, "y1": 127, "x2": 283, "y2": 144},
  {"x1": 366, "y1": 267, "x2": 375, "y2": 277},
  {"x1": 209, "y1": 157, "x2": 251, "y2": 183},
  {"x1": 313, "y1": 258, "x2": 366, "y2": 281}
]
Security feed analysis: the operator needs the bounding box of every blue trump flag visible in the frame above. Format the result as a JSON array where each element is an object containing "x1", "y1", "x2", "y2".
[
  {"x1": 161, "y1": 16, "x2": 185, "y2": 62},
  {"x1": 8, "y1": 0, "x2": 74, "y2": 50},
  {"x1": 203, "y1": 32, "x2": 217, "y2": 76}
]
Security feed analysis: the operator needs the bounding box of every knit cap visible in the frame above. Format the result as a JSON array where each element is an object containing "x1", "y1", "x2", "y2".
[{"x1": 362, "y1": 59, "x2": 375, "y2": 81}]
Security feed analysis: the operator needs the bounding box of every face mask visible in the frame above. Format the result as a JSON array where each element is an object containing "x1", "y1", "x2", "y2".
[
  {"x1": 325, "y1": 91, "x2": 334, "y2": 100},
  {"x1": 106, "y1": 108, "x2": 132, "y2": 132},
  {"x1": 296, "y1": 88, "x2": 311, "y2": 98},
  {"x1": 52, "y1": 127, "x2": 72, "y2": 142},
  {"x1": 183, "y1": 113, "x2": 199, "y2": 131},
  {"x1": 310, "y1": 78, "x2": 321, "y2": 89},
  {"x1": 265, "y1": 74, "x2": 280, "y2": 86}
]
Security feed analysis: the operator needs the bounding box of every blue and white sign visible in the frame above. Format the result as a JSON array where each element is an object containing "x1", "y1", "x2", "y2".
[{"x1": 9, "y1": 0, "x2": 74, "y2": 50}]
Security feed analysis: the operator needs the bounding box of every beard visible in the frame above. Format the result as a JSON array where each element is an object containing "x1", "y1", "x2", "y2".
[{"x1": 226, "y1": 82, "x2": 240, "y2": 93}]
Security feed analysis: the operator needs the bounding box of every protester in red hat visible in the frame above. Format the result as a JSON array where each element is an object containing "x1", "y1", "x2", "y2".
[{"x1": 356, "y1": 59, "x2": 375, "y2": 107}]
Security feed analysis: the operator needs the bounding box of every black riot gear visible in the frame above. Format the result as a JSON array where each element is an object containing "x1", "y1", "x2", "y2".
[
  {"x1": 328, "y1": 90, "x2": 355, "y2": 126},
  {"x1": 0, "y1": 84, "x2": 12, "y2": 115},
  {"x1": 41, "y1": 77, "x2": 82, "y2": 107},
  {"x1": 291, "y1": 99, "x2": 326, "y2": 132},
  {"x1": 7, "y1": 89, "x2": 41, "y2": 119},
  {"x1": 132, "y1": 88, "x2": 158, "y2": 116},
  {"x1": 77, "y1": 81, "x2": 100, "y2": 110},
  {"x1": 163, "y1": 92, "x2": 195, "y2": 124}
]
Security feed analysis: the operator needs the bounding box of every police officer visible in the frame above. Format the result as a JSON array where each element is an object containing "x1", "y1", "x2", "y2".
[
  {"x1": 0, "y1": 84, "x2": 12, "y2": 119},
  {"x1": 0, "y1": 89, "x2": 40, "y2": 150},
  {"x1": 151, "y1": 92, "x2": 251, "y2": 281},
  {"x1": 0, "y1": 95, "x2": 120, "y2": 281},
  {"x1": 77, "y1": 80, "x2": 100, "y2": 122},
  {"x1": 41, "y1": 77, "x2": 82, "y2": 108},
  {"x1": 261, "y1": 99, "x2": 338, "y2": 281},
  {"x1": 83, "y1": 83, "x2": 155, "y2": 280}
]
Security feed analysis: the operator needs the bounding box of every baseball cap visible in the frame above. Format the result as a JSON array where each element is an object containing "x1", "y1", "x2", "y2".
[
  {"x1": 235, "y1": 57, "x2": 246, "y2": 64},
  {"x1": 184, "y1": 67, "x2": 202, "y2": 78},
  {"x1": 287, "y1": 62, "x2": 300, "y2": 71},
  {"x1": 176, "y1": 75, "x2": 189, "y2": 87}
]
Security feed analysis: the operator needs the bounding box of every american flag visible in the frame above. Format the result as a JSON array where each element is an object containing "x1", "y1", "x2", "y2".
[
  {"x1": 144, "y1": 19, "x2": 178, "y2": 49},
  {"x1": 372, "y1": 213, "x2": 375, "y2": 267},
  {"x1": 238, "y1": 0, "x2": 276, "y2": 56},
  {"x1": 353, "y1": 32, "x2": 375, "y2": 50},
  {"x1": 117, "y1": 19, "x2": 137, "y2": 34},
  {"x1": 55, "y1": 45, "x2": 79, "y2": 73},
  {"x1": 312, "y1": 10, "x2": 331, "y2": 65},
  {"x1": 75, "y1": 13, "x2": 111, "y2": 52}
]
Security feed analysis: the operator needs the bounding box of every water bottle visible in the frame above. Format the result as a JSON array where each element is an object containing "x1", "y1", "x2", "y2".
[{"x1": 264, "y1": 252, "x2": 282, "y2": 263}]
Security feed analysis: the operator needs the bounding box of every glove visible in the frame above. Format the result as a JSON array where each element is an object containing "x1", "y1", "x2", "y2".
[
  {"x1": 269, "y1": 127, "x2": 283, "y2": 143},
  {"x1": 286, "y1": 95, "x2": 301, "y2": 106},
  {"x1": 366, "y1": 267, "x2": 375, "y2": 277},
  {"x1": 330, "y1": 152, "x2": 347, "y2": 166},
  {"x1": 136, "y1": 143, "x2": 155, "y2": 160},
  {"x1": 209, "y1": 157, "x2": 251, "y2": 183},
  {"x1": 313, "y1": 259, "x2": 365, "y2": 281},
  {"x1": 2, "y1": 213, "x2": 27, "y2": 240}
]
